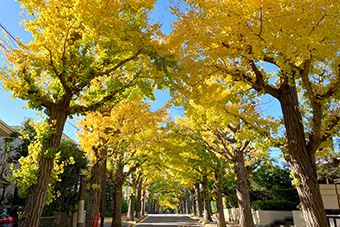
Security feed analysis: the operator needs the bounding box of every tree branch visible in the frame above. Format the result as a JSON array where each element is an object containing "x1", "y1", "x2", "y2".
[
  {"x1": 124, "y1": 158, "x2": 147, "y2": 178},
  {"x1": 320, "y1": 115, "x2": 340, "y2": 144},
  {"x1": 249, "y1": 60, "x2": 280, "y2": 98},
  {"x1": 308, "y1": 14, "x2": 327, "y2": 36},
  {"x1": 299, "y1": 58, "x2": 324, "y2": 155},
  {"x1": 75, "y1": 50, "x2": 141, "y2": 92},
  {"x1": 21, "y1": 68, "x2": 54, "y2": 110},
  {"x1": 69, "y1": 72, "x2": 140, "y2": 114},
  {"x1": 240, "y1": 140, "x2": 251, "y2": 153},
  {"x1": 320, "y1": 65, "x2": 340, "y2": 99}
]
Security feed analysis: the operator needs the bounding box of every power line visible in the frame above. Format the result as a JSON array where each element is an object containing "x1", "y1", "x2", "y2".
[
  {"x1": 67, "y1": 120, "x2": 80, "y2": 131},
  {"x1": 0, "y1": 22, "x2": 17, "y2": 44}
]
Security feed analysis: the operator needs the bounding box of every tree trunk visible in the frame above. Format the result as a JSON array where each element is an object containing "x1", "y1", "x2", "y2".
[
  {"x1": 100, "y1": 160, "x2": 107, "y2": 227},
  {"x1": 147, "y1": 194, "x2": 152, "y2": 214},
  {"x1": 135, "y1": 180, "x2": 142, "y2": 218},
  {"x1": 234, "y1": 147, "x2": 254, "y2": 227},
  {"x1": 215, "y1": 177, "x2": 226, "y2": 227},
  {"x1": 182, "y1": 202, "x2": 185, "y2": 214},
  {"x1": 191, "y1": 191, "x2": 197, "y2": 216},
  {"x1": 86, "y1": 147, "x2": 107, "y2": 227},
  {"x1": 186, "y1": 189, "x2": 191, "y2": 214},
  {"x1": 202, "y1": 175, "x2": 212, "y2": 222},
  {"x1": 111, "y1": 179, "x2": 123, "y2": 227},
  {"x1": 20, "y1": 109, "x2": 68, "y2": 227},
  {"x1": 153, "y1": 200, "x2": 156, "y2": 214},
  {"x1": 195, "y1": 183, "x2": 203, "y2": 218},
  {"x1": 127, "y1": 193, "x2": 135, "y2": 221},
  {"x1": 279, "y1": 84, "x2": 328, "y2": 227},
  {"x1": 147, "y1": 193, "x2": 152, "y2": 214},
  {"x1": 155, "y1": 202, "x2": 159, "y2": 214}
]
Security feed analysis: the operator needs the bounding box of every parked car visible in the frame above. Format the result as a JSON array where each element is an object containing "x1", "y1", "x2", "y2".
[{"x1": 0, "y1": 209, "x2": 17, "y2": 227}]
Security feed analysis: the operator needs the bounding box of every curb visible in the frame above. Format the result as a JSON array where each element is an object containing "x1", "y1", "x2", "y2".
[
  {"x1": 189, "y1": 216, "x2": 212, "y2": 226},
  {"x1": 129, "y1": 215, "x2": 149, "y2": 227}
]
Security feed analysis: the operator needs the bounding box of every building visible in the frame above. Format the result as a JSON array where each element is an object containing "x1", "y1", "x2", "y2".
[{"x1": 0, "y1": 119, "x2": 15, "y2": 139}]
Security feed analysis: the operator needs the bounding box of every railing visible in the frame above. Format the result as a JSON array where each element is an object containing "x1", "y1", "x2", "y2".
[{"x1": 327, "y1": 214, "x2": 340, "y2": 227}]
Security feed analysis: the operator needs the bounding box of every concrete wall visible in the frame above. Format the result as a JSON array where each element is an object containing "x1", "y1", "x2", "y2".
[
  {"x1": 253, "y1": 210, "x2": 292, "y2": 226},
  {"x1": 224, "y1": 184, "x2": 340, "y2": 226},
  {"x1": 224, "y1": 208, "x2": 239, "y2": 224},
  {"x1": 320, "y1": 184, "x2": 340, "y2": 209},
  {"x1": 224, "y1": 208, "x2": 292, "y2": 226},
  {"x1": 292, "y1": 211, "x2": 306, "y2": 227}
]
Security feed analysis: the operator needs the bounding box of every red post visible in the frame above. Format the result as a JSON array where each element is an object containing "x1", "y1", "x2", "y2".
[{"x1": 93, "y1": 212, "x2": 100, "y2": 227}]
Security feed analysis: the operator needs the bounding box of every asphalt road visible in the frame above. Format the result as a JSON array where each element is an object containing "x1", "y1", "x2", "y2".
[{"x1": 135, "y1": 214, "x2": 204, "y2": 227}]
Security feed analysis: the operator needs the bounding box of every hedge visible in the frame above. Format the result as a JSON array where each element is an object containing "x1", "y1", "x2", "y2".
[
  {"x1": 272, "y1": 189, "x2": 299, "y2": 202},
  {"x1": 223, "y1": 194, "x2": 239, "y2": 208},
  {"x1": 249, "y1": 190, "x2": 272, "y2": 201},
  {"x1": 251, "y1": 200, "x2": 298, "y2": 211},
  {"x1": 224, "y1": 188, "x2": 300, "y2": 210}
]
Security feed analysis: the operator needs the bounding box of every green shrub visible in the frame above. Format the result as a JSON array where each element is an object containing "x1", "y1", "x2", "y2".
[
  {"x1": 210, "y1": 200, "x2": 217, "y2": 213},
  {"x1": 272, "y1": 189, "x2": 299, "y2": 202},
  {"x1": 122, "y1": 199, "x2": 128, "y2": 213},
  {"x1": 223, "y1": 194, "x2": 239, "y2": 208},
  {"x1": 251, "y1": 200, "x2": 298, "y2": 211}
]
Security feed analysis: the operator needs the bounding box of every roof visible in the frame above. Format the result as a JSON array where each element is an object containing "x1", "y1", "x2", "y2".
[{"x1": 0, "y1": 119, "x2": 15, "y2": 138}]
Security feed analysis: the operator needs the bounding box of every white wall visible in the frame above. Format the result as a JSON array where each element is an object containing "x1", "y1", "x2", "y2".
[
  {"x1": 224, "y1": 208, "x2": 293, "y2": 226},
  {"x1": 320, "y1": 184, "x2": 340, "y2": 209}
]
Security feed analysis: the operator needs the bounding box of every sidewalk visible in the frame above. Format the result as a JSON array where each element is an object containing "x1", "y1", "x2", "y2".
[{"x1": 191, "y1": 215, "x2": 240, "y2": 227}]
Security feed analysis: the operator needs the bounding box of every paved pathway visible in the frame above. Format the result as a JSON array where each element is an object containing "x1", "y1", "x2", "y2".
[
  {"x1": 101, "y1": 214, "x2": 239, "y2": 227},
  {"x1": 135, "y1": 214, "x2": 204, "y2": 227}
]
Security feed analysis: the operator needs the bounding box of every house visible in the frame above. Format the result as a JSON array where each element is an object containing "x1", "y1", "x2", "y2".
[
  {"x1": 0, "y1": 119, "x2": 15, "y2": 139},
  {"x1": 0, "y1": 119, "x2": 18, "y2": 206}
]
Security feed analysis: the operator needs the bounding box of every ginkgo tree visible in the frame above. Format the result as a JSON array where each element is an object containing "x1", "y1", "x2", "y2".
[
  {"x1": 0, "y1": 0, "x2": 173, "y2": 226},
  {"x1": 77, "y1": 96, "x2": 168, "y2": 227},
  {"x1": 173, "y1": 99, "x2": 277, "y2": 227},
  {"x1": 168, "y1": 0, "x2": 340, "y2": 226},
  {"x1": 161, "y1": 120, "x2": 229, "y2": 224}
]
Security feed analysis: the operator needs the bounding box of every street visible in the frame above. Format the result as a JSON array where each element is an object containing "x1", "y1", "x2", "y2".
[{"x1": 134, "y1": 214, "x2": 204, "y2": 227}]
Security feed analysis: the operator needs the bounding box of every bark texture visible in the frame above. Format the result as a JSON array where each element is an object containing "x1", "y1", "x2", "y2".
[
  {"x1": 100, "y1": 162, "x2": 107, "y2": 227},
  {"x1": 279, "y1": 84, "x2": 327, "y2": 227},
  {"x1": 186, "y1": 189, "x2": 191, "y2": 214},
  {"x1": 135, "y1": 180, "x2": 142, "y2": 218},
  {"x1": 234, "y1": 147, "x2": 255, "y2": 227},
  {"x1": 202, "y1": 175, "x2": 212, "y2": 222},
  {"x1": 111, "y1": 174, "x2": 124, "y2": 227},
  {"x1": 191, "y1": 191, "x2": 197, "y2": 216},
  {"x1": 85, "y1": 147, "x2": 107, "y2": 227},
  {"x1": 20, "y1": 108, "x2": 68, "y2": 227},
  {"x1": 215, "y1": 175, "x2": 226, "y2": 227},
  {"x1": 195, "y1": 183, "x2": 203, "y2": 218},
  {"x1": 127, "y1": 193, "x2": 135, "y2": 221}
]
